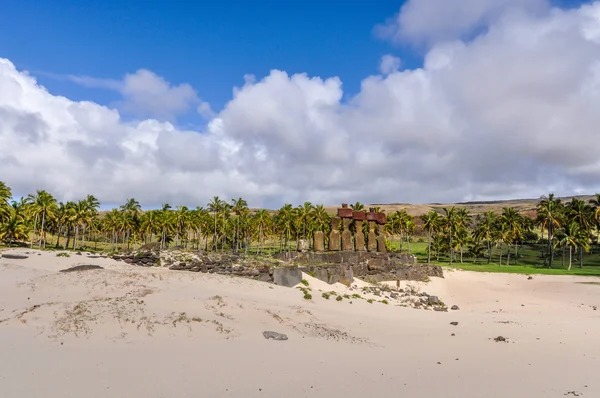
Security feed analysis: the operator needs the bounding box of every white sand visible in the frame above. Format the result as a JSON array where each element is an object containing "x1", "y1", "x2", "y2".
[{"x1": 1, "y1": 248, "x2": 599, "y2": 398}]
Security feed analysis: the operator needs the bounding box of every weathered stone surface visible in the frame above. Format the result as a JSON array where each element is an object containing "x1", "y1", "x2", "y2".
[
  {"x1": 341, "y1": 218, "x2": 353, "y2": 251},
  {"x1": 60, "y1": 265, "x2": 104, "y2": 273},
  {"x1": 297, "y1": 239, "x2": 310, "y2": 252},
  {"x1": 1, "y1": 254, "x2": 29, "y2": 260},
  {"x1": 367, "y1": 221, "x2": 377, "y2": 252},
  {"x1": 329, "y1": 217, "x2": 341, "y2": 251},
  {"x1": 377, "y1": 224, "x2": 387, "y2": 253},
  {"x1": 273, "y1": 267, "x2": 302, "y2": 287},
  {"x1": 313, "y1": 231, "x2": 325, "y2": 252},
  {"x1": 263, "y1": 331, "x2": 288, "y2": 341},
  {"x1": 354, "y1": 220, "x2": 365, "y2": 251},
  {"x1": 451, "y1": 305, "x2": 460, "y2": 311}
]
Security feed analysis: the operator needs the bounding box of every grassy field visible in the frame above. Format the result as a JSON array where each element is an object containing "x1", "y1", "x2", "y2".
[{"x1": 387, "y1": 240, "x2": 600, "y2": 276}]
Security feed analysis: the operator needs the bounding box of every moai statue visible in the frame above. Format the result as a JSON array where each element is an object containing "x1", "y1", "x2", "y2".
[
  {"x1": 313, "y1": 231, "x2": 325, "y2": 252},
  {"x1": 366, "y1": 209, "x2": 378, "y2": 252},
  {"x1": 353, "y1": 211, "x2": 366, "y2": 251},
  {"x1": 377, "y1": 224, "x2": 387, "y2": 253},
  {"x1": 328, "y1": 217, "x2": 341, "y2": 251},
  {"x1": 341, "y1": 218, "x2": 353, "y2": 251},
  {"x1": 376, "y1": 212, "x2": 387, "y2": 252},
  {"x1": 297, "y1": 239, "x2": 310, "y2": 252},
  {"x1": 337, "y1": 204, "x2": 354, "y2": 252}
]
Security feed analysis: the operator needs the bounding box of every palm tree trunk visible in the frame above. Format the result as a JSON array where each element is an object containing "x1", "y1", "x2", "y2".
[
  {"x1": 499, "y1": 244, "x2": 503, "y2": 266},
  {"x1": 506, "y1": 245, "x2": 510, "y2": 266},
  {"x1": 460, "y1": 245, "x2": 463, "y2": 264},
  {"x1": 39, "y1": 210, "x2": 46, "y2": 249},
  {"x1": 427, "y1": 232, "x2": 431, "y2": 264},
  {"x1": 568, "y1": 246, "x2": 572, "y2": 270},
  {"x1": 487, "y1": 241, "x2": 492, "y2": 264},
  {"x1": 449, "y1": 234, "x2": 453, "y2": 266},
  {"x1": 548, "y1": 227, "x2": 554, "y2": 268},
  {"x1": 30, "y1": 212, "x2": 38, "y2": 249},
  {"x1": 580, "y1": 247, "x2": 584, "y2": 268},
  {"x1": 514, "y1": 243, "x2": 519, "y2": 265},
  {"x1": 56, "y1": 225, "x2": 62, "y2": 248}
]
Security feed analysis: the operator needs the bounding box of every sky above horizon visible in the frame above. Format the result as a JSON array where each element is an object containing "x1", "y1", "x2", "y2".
[{"x1": 1, "y1": 0, "x2": 599, "y2": 209}]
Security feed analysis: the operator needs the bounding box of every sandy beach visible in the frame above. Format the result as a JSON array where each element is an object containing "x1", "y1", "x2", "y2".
[{"x1": 1, "y1": 248, "x2": 599, "y2": 398}]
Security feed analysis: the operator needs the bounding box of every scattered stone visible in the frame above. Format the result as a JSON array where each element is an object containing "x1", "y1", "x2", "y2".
[
  {"x1": 262, "y1": 331, "x2": 288, "y2": 341},
  {"x1": 527, "y1": 276, "x2": 533, "y2": 280},
  {"x1": 450, "y1": 322, "x2": 458, "y2": 326},
  {"x1": 564, "y1": 391, "x2": 583, "y2": 396},
  {"x1": 60, "y1": 265, "x2": 104, "y2": 273},
  {"x1": 1, "y1": 254, "x2": 28, "y2": 260},
  {"x1": 494, "y1": 336, "x2": 508, "y2": 343},
  {"x1": 427, "y1": 296, "x2": 439, "y2": 305},
  {"x1": 451, "y1": 333, "x2": 455, "y2": 336},
  {"x1": 451, "y1": 305, "x2": 460, "y2": 311}
]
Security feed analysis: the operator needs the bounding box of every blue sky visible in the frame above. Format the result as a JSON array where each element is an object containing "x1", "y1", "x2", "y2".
[
  {"x1": 1, "y1": 0, "x2": 409, "y2": 118},
  {"x1": 0, "y1": 0, "x2": 590, "y2": 122},
  {"x1": 1, "y1": 0, "x2": 599, "y2": 207}
]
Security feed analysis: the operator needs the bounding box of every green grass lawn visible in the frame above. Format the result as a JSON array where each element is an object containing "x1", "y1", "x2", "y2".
[{"x1": 388, "y1": 239, "x2": 600, "y2": 277}]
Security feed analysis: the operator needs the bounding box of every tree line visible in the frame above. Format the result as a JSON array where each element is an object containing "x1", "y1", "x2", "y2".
[{"x1": 1, "y1": 182, "x2": 599, "y2": 269}]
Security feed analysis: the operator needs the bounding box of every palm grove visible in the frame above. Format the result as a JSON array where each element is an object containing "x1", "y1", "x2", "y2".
[{"x1": 1, "y1": 181, "x2": 599, "y2": 270}]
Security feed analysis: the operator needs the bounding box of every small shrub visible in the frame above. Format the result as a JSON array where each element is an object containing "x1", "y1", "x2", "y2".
[
  {"x1": 343, "y1": 294, "x2": 350, "y2": 299},
  {"x1": 56, "y1": 252, "x2": 70, "y2": 258},
  {"x1": 351, "y1": 293, "x2": 362, "y2": 299},
  {"x1": 381, "y1": 300, "x2": 389, "y2": 305},
  {"x1": 303, "y1": 293, "x2": 312, "y2": 300},
  {"x1": 336, "y1": 295, "x2": 343, "y2": 301},
  {"x1": 300, "y1": 279, "x2": 309, "y2": 286},
  {"x1": 338, "y1": 279, "x2": 351, "y2": 287},
  {"x1": 367, "y1": 299, "x2": 374, "y2": 304},
  {"x1": 322, "y1": 292, "x2": 332, "y2": 300}
]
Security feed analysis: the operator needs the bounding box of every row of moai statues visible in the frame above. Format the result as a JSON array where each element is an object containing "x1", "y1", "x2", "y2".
[{"x1": 312, "y1": 204, "x2": 387, "y2": 252}]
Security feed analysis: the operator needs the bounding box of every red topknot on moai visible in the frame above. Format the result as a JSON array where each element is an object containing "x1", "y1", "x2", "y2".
[{"x1": 327, "y1": 204, "x2": 386, "y2": 252}]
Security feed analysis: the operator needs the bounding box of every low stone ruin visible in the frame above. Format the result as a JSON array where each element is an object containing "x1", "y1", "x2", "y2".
[
  {"x1": 112, "y1": 243, "x2": 443, "y2": 287},
  {"x1": 274, "y1": 251, "x2": 443, "y2": 284}
]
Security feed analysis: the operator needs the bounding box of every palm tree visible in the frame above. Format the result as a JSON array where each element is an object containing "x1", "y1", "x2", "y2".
[
  {"x1": 253, "y1": 209, "x2": 272, "y2": 254},
  {"x1": 589, "y1": 194, "x2": 600, "y2": 252},
  {"x1": 474, "y1": 211, "x2": 498, "y2": 264},
  {"x1": 442, "y1": 207, "x2": 459, "y2": 265},
  {"x1": 208, "y1": 196, "x2": 222, "y2": 251},
  {"x1": 499, "y1": 207, "x2": 524, "y2": 265},
  {"x1": 275, "y1": 204, "x2": 294, "y2": 253},
  {"x1": 350, "y1": 202, "x2": 365, "y2": 211},
  {"x1": 536, "y1": 193, "x2": 563, "y2": 268},
  {"x1": 231, "y1": 198, "x2": 248, "y2": 253},
  {"x1": 297, "y1": 202, "x2": 313, "y2": 242},
  {"x1": 0, "y1": 181, "x2": 11, "y2": 223},
  {"x1": 566, "y1": 198, "x2": 594, "y2": 267},
  {"x1": 556, "y1": 222, "x2": 582, "y2": 270},
  {"x1": 26, "y1": 190, "x2": 58, "y2": 249},
  {"x1": 421, "y1": 211, "x2": 441, "y2": 264},
  {"x1": 0, "y1": 200, "x2": 29, "y2": 246}
]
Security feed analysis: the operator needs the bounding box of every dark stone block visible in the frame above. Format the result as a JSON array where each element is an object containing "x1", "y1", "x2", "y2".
[{"x1": 273, "y1": 267, "x2": 302, "y2": 287}]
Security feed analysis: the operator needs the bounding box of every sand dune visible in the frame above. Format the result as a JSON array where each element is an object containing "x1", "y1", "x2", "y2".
[{"x1": 1, "y1": 248, "x2": 599, "y2": 397}]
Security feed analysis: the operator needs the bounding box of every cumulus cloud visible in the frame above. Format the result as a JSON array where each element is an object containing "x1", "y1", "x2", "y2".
[
  {"x1": 379, "y1": 54, "x2": 402, "y2": 75},
  {"x1": 2, "y1": 1, "x2": 600, "y2": 208},
  {"x1": 66, "y1": 69, "x2": 206, "y2": 120},
  {"x1": 375, "y1": 0, "x2": 549, "y2": 46}
]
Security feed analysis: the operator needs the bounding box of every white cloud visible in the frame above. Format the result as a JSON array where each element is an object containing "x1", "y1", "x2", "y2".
[
  {"x1": 65, "y1": 69, "x2": 208, "y2": 121},
  {"x1": 2, "y1": 1, "x2": 600, "y2": 208},
  {"x1": 376, "y1": 0, "x2": 550, "y2": 46},
  {"x1": 379, "y1": 55, "x2": 402, "y2": 75}
]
